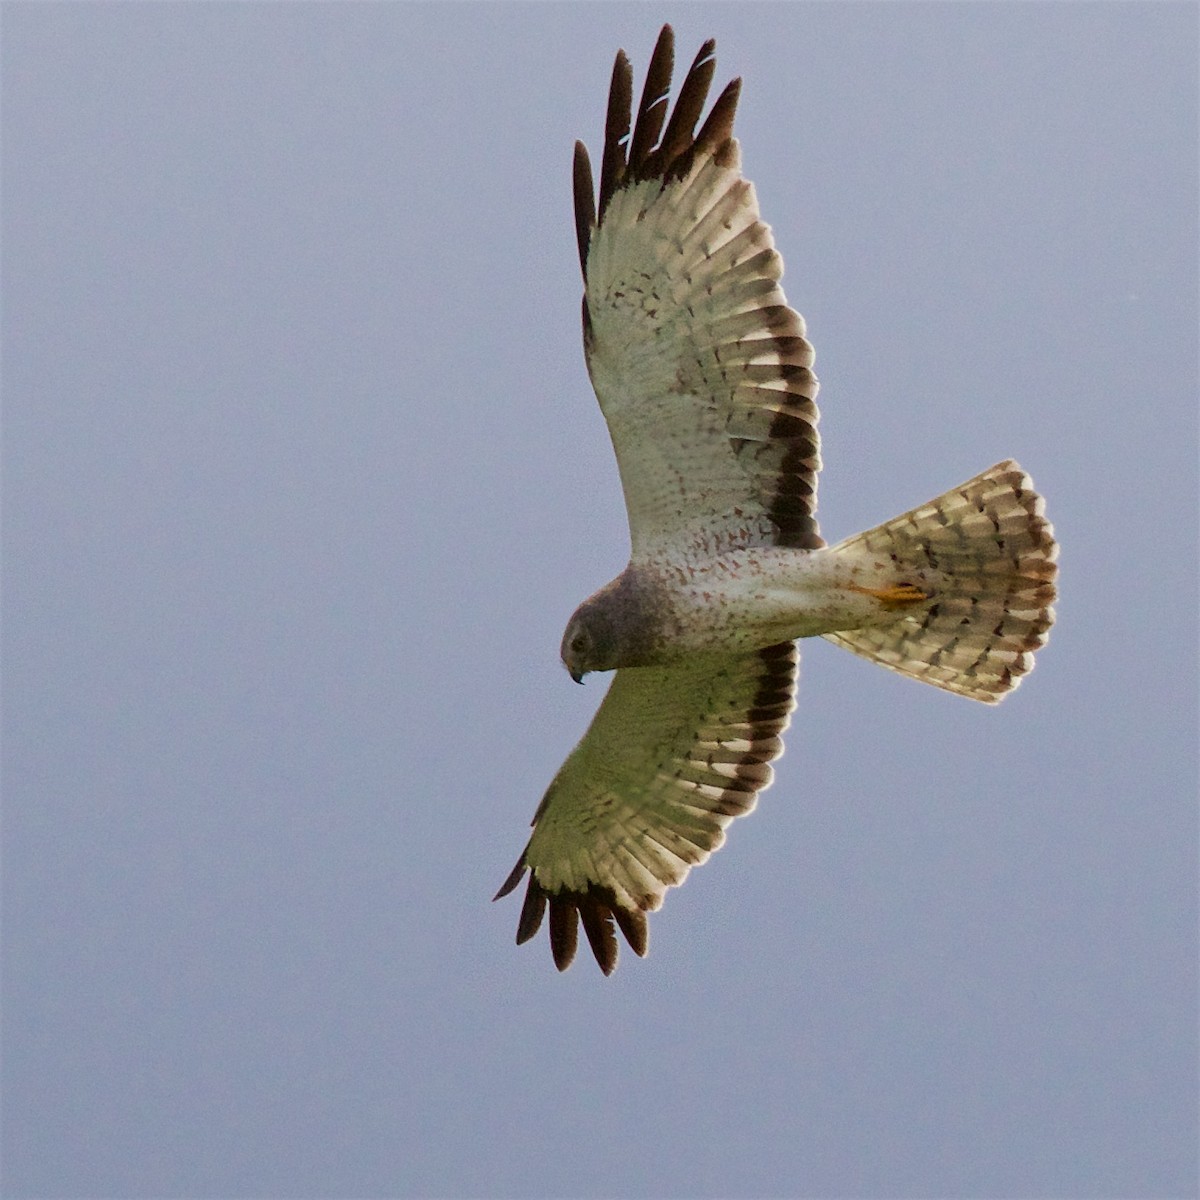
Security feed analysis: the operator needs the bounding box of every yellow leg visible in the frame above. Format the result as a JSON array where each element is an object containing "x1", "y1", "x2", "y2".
[{"x1": 847, "y1": 581, "x2": 931, "y2": 611}]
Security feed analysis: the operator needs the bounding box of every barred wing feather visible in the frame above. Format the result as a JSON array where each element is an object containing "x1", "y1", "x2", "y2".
[
  {"x1": 495, "y1": 642, "x2": 797, "y2": 974},
  {"x1": 574, "y1": 26, "x2": 824, "y2": 559}
]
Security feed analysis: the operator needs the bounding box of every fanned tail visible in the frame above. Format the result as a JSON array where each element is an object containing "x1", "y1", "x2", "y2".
[{"x1": 825, "y1": 461, "x2": 1058, "y2": 702}]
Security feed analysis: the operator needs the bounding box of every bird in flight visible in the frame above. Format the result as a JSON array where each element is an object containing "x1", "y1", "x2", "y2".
[{"x1": 495, "y1": 26, "x2": 1058, "y2": 975}]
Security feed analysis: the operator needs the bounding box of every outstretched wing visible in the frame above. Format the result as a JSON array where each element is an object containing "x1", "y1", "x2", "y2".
[
  {"x1": 495, "y1": 643, "x2": 797, "y2": 974},
  {"x1": 573, "y1": 26, "x2": 823, "y2": 560}
]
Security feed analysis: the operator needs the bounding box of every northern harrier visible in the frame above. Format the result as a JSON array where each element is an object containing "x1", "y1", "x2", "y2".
[{"x1": 495, "y1": 27, "x2": 1058, "y2": 974}]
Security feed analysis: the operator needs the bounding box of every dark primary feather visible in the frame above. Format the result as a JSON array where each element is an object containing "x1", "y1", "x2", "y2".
[
  {"x1": 597, "y1": 50, "x2": 632, "y2": 223},
  {"x1": 692, "y1": 76, "x2": 740, "y2": 161},
  {"x1": 627, "y1": 28, "x2": 675, "y2": 174},
  {"x1": 644, "y1": 37, "x2": 715, "y2": 180},
  {"x1": 572, "y1": 142, "x2": 595, "y2": 280},
  {"x1": 499, "y1": 869, "x2": 652, "y2": 977},
  {"x1": 578, "y1": 25, "x2": 740, "y2": 275},
  {"x1": 495, "y1": 861, "x2": 649, "y2": 977}
]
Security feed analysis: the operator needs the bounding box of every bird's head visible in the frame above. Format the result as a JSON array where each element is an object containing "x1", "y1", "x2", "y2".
[
  {"x1": 560, "y1": 604, "x2": 610, "y2": 683},
  {"x1": 560, "y1": 571, "x2": 659, "y2": 682}
]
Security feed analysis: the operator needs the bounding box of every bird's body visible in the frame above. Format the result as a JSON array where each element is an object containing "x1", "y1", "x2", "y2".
[
  {"x1": 496, "y1": 27, "x2": 1058, "y2": 974},
  {"x1": 567, "y1": 544, "x2": 936, "y2": 671}
]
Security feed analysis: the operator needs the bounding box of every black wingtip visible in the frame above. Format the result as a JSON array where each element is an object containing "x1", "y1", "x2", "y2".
[
  {"x1": 591, "y1": 28, "x2": 741, "y2": 228},
  {"x1": 548, "y1": 896, "x2": 579, "y2": 971},
  {"x1": 611, "y1": 904, "x2": 648, "y2": 958},
  {"x1": 597, "y1": 48, "x2": 633, "y2": 220},
  {"x1": 572, "y1": 140, "x2": 596, "y2": 279},
  {"x1": 578, "y1": 895, "x2": 619, "y2": 975},
  {"x1": 627, "y1": 25, "x2": 674, "y2": 174},
  {"x1": 515, "y1": 874, "x2": 547, "y2": 945},
  {"x1": 495, "y1": 868, "x2": 650, "y2": 975},
  {"x1": 694, "y1": 77, "x2": 741, "y2": 158},
  {"x1": 493, "y1": 853, "x2": 528, "y2": 901}
]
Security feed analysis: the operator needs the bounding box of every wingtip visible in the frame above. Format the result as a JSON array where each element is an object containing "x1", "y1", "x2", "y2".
[
  {"x1": 493, "y1": 853, "x2": 528, "y2": 901},
  {"x1": 572, "y1": 140, "x2": 596, "y2": 277},
  {"x1": 548, "y1": 896, "x2": 579, "y2": 971},
  {"x1": 579, "y1": 894, "x2": 619, "y2": 975},
  {"x1": 596, "y1": 28, "x2": 741, "y2": 217},
  {"x1": 515, "y1": 875, "x2": 546, "y2": 945},
  {"x1": 611, "y1": 904, "x2": 649, "y2": 959},
  {"x1": 694, "y1": 76, "x2": 741, "y2": 158},
  {"x1": 496, "y1": 868, "x2": 652, "y2": 975}
]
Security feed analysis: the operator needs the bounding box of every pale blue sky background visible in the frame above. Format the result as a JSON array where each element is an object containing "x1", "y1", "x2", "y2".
[{"x1": 4, "y1": 4, "x2": 1196, "y2": 1197}]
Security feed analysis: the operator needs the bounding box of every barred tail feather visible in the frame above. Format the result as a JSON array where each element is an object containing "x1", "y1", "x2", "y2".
[{"x1": 824, "y1": 461, "x2": 1058, "y2": 703}]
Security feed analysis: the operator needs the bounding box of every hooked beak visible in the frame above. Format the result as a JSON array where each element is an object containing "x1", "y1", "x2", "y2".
[{"x1": 569, "y1": 668, "x2": 584, "y2": 685}]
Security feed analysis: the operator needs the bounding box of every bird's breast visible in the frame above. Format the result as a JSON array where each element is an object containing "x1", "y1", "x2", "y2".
[{"x1": 631, "y1": 544, "x2": 930, "y2": 658}]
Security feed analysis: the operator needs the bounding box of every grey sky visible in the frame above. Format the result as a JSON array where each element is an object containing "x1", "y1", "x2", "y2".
[{"x1": 4, "y1": 3, "x2": 1196, "y2": 1197}]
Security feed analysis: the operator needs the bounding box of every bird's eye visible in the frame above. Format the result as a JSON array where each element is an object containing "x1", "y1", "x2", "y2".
[{"x1": 571, "y1": 633, "x2": 587, "y2": 653}]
